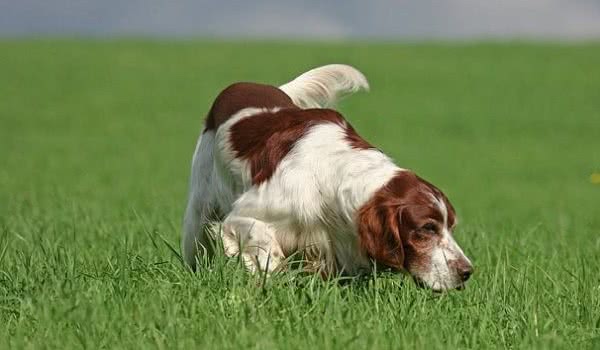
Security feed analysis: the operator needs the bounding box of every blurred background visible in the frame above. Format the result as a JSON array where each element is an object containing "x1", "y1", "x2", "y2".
[{"x1": 2, "y1": 0, "x2": 600, "y2": 39}]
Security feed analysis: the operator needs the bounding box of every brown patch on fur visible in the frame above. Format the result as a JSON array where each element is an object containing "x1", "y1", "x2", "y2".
[
  {"x1": 230, "y1": 108, "x2": 373, "y2": 185},
  {"x1": 344, "y1": 123, "x2": 375, "y2": 150},
  {"x1": 416, "y1": 176, "x2": 456, "y2": 228},
  {"x1": 356, "y1": 171, "x2": 457, "y2": 270},
  {"x1": 204, "y1": 82, "x2": 297, "y2": 131}
]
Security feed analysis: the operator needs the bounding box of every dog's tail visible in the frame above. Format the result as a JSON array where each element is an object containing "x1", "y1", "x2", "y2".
[{"x1": 279, "y1": 64, "x2": 369, "y2": 109}]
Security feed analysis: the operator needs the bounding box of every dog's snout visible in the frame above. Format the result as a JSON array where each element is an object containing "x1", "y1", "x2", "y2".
[
  {"x1": 450, "y1": 258, "x2": 473, "y2": 282},
  {"x1": 460, "y1": 265, "x2": 473, "y2": 282}
]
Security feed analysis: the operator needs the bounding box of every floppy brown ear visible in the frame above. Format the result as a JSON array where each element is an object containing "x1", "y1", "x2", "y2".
[{"x1": 357, "y1": 202, "x2": 404, "y2": 270}]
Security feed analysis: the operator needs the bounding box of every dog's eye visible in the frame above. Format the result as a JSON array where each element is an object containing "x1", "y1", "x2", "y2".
[{"x1": 421, "y1": 223, "x2": 438, "y2": 233}]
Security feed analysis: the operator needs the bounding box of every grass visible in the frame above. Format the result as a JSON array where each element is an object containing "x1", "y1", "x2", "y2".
[{"x1": 1, "y1": 40, "x2": 599, "y2": 349}]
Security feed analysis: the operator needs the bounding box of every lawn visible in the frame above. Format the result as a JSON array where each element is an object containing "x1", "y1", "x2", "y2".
[{"x1": 1, "y1": 40, "x2": 599, "y2": 349}]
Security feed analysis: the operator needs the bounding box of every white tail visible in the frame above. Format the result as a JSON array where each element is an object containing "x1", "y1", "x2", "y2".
[{"x1": 279, "y1": 64, "x2": 369, "y2": 109}]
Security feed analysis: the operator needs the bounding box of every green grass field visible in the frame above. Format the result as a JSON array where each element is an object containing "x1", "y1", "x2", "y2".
[{"x1": 1, "y1": 40, "x2": 599, "y2": 349}]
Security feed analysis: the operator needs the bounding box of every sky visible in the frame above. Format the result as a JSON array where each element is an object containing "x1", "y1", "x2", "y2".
[{"x1": 2, "y1": 0, "x2": 600, "y2": 39}]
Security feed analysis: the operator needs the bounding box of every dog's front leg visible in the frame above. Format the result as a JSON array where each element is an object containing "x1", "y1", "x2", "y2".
[{"x1": 221, "y1": 215, "x2": 285, "y2": 274}]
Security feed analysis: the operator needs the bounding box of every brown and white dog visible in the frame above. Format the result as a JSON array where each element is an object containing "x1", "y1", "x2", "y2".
[{"x1": 182, "y1": 64, "x2": 473, "y2": 291}]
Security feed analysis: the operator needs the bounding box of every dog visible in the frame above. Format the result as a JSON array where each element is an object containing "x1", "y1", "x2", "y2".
[{"x1": 182, "y1": 64, "x2": 473, "y2": 291}]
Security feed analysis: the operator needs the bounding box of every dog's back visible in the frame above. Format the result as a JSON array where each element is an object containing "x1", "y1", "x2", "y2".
[{"x1": 204, "y1": 82, "x2": 297, "y2": 130}]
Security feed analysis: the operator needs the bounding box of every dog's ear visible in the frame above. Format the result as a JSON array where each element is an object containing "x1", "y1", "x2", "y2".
[{"x1": 357, "y1": 202, "x2": 404, "y2": 270}]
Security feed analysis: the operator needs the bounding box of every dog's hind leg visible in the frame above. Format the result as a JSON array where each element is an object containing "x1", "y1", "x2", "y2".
[{"x1": 182, "y1": 130, "x2": 219, "y2": 270}]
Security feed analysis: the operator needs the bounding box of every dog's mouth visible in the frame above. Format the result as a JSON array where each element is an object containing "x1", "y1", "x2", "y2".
[{"x1": 412, "y1": 276, "x2": 466, "y2": 292}]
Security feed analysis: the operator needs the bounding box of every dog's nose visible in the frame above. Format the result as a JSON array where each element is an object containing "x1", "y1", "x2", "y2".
[{"x1": 460, "y1": 265, "x2": 473, "y2": 282}]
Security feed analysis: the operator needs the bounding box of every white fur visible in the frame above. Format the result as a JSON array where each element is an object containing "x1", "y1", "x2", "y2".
[
  {"x1": 183, "y1": 108, "x2": 399, "y2": 273},
  {"x1": 279, "y1": 64, "x2": 369, "y2": 109},
  {"x1": 182, "y1": 107, "x2": 270, "y2": 268},
  {"x1": 182, "y1": 130, "x2": 217, "y2": 266},
  {"x1": 220, "y1": 122, "x2": 402, "y2": 275}
]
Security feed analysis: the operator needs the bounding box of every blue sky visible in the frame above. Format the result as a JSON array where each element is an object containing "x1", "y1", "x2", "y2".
[{"x1": 2, "y1": 0, "x2": 600, "y2": 39}]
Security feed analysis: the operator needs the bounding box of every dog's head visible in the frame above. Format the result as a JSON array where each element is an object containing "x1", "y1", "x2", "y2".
[{"x1": 357, "y1": 171, "x2": 473, "y2": 292}]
